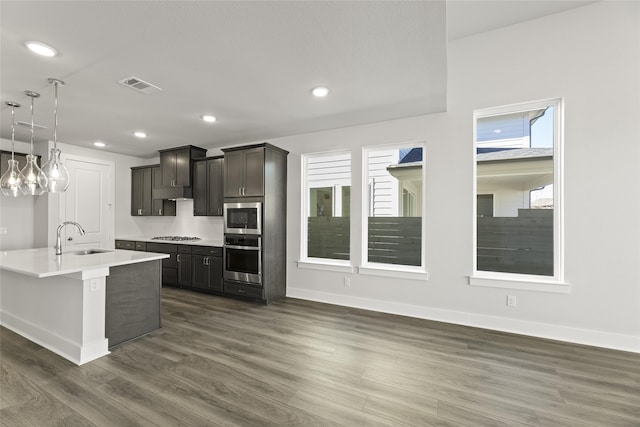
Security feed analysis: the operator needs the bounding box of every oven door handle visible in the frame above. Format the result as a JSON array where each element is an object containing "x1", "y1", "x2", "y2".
[{"x1": 224, "y1": 245, "x2": 261, "y2": 251}]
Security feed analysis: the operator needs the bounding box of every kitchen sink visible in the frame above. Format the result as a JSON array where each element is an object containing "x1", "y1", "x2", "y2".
[{"x1": 72, "y1": 249, "x2": 114, "y2": 255}]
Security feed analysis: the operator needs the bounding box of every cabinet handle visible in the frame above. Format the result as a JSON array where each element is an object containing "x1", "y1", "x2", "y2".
[
  {"x1": 159, "y1": 208, "x2": 162, "y2": 216},
  {"x1": 177, "y1": 254, "x2": 181, "y2": 262},
  {"x1": 238, "y1": 187, "x2": 242, "y2": 196},
  {"x1": 204, "y1": 257, "x2": 210, "y2": 266},
  {"x1": 138, "y1": 208, "x2": 142, "y2": 215}
]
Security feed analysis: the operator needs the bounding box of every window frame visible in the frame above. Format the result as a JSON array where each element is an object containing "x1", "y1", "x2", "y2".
[
  {"x1": 470, "y1": 98, "x2": 568, "y2": 292},
  {"x1": 359, "y1": 141, "x2": 428, "y2": 280},
  {"x1": 299, "y1": 150, "x2": 353, "y2": 270}
]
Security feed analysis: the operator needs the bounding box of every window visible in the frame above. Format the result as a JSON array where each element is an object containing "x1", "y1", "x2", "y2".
[
  {"x1": 363, "y1": 144, "x2": 425, "y2": 268},
  {"x1": 473, "y1": 99, "x2": 563, "y2": 283},
  {"x1": 302, "y1": 152, "x2": 351, "y2": 261}
]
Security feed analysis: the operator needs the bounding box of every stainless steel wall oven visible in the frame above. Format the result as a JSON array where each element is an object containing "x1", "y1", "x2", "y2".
[{"x1": 223, "y1": 234, "x2": 261, "y2": 285}]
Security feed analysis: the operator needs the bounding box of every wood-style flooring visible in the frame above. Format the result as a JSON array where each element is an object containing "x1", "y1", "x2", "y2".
[{"x1": 1, "y1": 287, "x2": 639, "y2": 426}]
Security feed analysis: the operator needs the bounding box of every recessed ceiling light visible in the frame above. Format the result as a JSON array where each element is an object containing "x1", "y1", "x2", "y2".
[
  {"x1": 134, "y1": 131, "x2": 147, "y2": 138},
  {"x1": 93, "y1": 141, "x2": 106, "y2": 148},
  {"x1": 201, "y1": 115, "x2": 216, "y2": 123},
  {"x1": 25, "y1": 41, "x2": 57, "y2": 57},
  {"x1": 312, "y1": 86, "x2": 329, "y2": 97}
]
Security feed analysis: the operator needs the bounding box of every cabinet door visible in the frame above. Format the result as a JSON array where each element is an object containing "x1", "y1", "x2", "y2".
[
  {"x1": 160, "y1": 150, "x2": 176, "y2": 187},
  {"x1": 191, "y1": 255, "x2": 209, "y2": 290},
  {"x1": 131, "y1": 168, "x2": 144, "y2": 216},
  {"x1": 224, "y1": 150, "x2": 245, "y2": 197},
  {"x1": 131, "y1": 168, "x2": 152, "y2": 216},
  {"x1": 177, "y1": 253, "x2": 192, "y2": 287},
  {"x1": 207, "y1": 158, "x2": 223, "y2": 216},
  {"x1": 243, "y1": 148, "x2": 264, "y2": 197},
  {"x1": 193, "y1": 160, "x2": 207, "y2": 216},
  {"x1": 174, "y1": 148, "x2": 191, "y2": 187},
  {"x1": 210, "y1": 256, "x2": 223, "y2": 293},
  {"x1": 151, "y1": 166, "x2": 176, "y2": 216}
]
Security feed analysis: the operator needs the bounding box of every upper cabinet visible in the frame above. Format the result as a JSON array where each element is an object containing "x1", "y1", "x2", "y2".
[
  {"x1": 193, "y1": 156, "x2": 223, "y2": 216},
  {"x1": 153, "y1": 145, "x2": 207, "y2": 200},
  {"x1": 131, "y1": 167, "x2": 152, "y2": 216},
  {"x1": 223, "y1": 146, "x2": 265, "y2": 198},
  {"x1": 131, "y1": 165, "x2": 176, "y2": 217}
]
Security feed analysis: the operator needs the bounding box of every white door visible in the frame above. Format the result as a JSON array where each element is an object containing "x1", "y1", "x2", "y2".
[{"x1": 59, "y1": 156, "x2": 114, "y2": 250}]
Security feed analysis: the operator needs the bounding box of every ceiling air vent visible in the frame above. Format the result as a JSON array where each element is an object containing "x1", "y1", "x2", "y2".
[{"x1": 117, "y1": 76, "x2": 162, "y2": 94}]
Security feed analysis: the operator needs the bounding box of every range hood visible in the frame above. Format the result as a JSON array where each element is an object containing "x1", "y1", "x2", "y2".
[
  {"x1": 153, "y1": 145, "x2": 207, "y2": 200},
  {"x1": 152, "y1": 185, "x2": 193, "y2": 200}
]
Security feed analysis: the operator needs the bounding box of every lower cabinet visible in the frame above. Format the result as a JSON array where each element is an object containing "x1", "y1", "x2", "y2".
[
  {"x1": 145, "y1": 242, "x2": 179, "y2": 288},
  {"x1": 117, "y1": 240, "x2": 223, "y2": 294},
  {"x1": 177, "y1": 245, "x2": 192, "y2": 288},
  {"x1": 192, "y1": 246, "x2": 223, "y2": 293}
]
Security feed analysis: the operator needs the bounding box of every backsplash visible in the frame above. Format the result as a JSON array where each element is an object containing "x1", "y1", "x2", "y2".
[{"x1": 129, "y1": 199, "x2": 224, "y2": 239}]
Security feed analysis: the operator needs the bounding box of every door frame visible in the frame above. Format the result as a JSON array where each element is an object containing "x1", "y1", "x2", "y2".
[{"x1": 50, "y1": 153, "x2": 115, "y2": 248}]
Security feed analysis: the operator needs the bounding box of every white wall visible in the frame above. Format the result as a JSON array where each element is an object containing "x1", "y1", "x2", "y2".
[{"x1": 276, "y1": 2, "x2": 639, "y2": 352}]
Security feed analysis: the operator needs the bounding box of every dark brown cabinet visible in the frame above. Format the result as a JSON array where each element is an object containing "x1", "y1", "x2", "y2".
[
  {"x1": 131, "y1": 167, "x2": 152, "y2": 216},
  {"x1": 222, "y1": 143, "x2": 288, "y2": 304},
  {"x1": 177, "y1": 245, "x2": 192, "y2": 288},
  {"x1": 151, "y1": 166, "x2": 176, "y2": 216},
  {"x1": 154, "y1": 145, "x2": 207, "y2": 199},
  {"x1": 115, "y1": 240, "x2": 136, "y2": 250},
  {"x1": 116, "y1": 240, "x2": 224, "y2": 293},
  {"x1": 223, "y1": 146, "x2": 264, "y2": 198},
  {"x1": 193, "y1": 157, "x2": 223, "y2": 216},
  {"x1": 145, "y1": 242, "x2": 178, "y2": 287},
  {"x1": 131, "y1": 165, "x2": 176, "y2": 217},
  {"x1": 192, "y1": 246, "x2": 223, "y2": 293}
]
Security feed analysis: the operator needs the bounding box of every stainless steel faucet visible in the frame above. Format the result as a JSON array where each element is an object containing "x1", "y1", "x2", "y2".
[{"x1": 54, "y1": 221, "x2": 86, "y2": 255}]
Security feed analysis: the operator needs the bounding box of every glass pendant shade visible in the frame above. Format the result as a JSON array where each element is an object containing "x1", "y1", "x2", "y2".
[
  {"x1": 41, "y1": 148, "x2": 69, "y2": 192},
  {"x1": 21, "y1": 154, "x2": 47, "y2": 195},
  {"x1": 0, "y1": 159, "x2": 27, "y2": 197},
  {"x1": 43, "y1": 78, "x2": 69, "y2": 193},
  {"x1": 0, "y1": 101, "x2": 27, "y2": 197},
  {"x1": 21, "y1": 90, "x2": 47, "y2": 195}
]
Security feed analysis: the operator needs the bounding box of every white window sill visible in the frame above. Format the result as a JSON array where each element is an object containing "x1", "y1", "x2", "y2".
[
  {"x1": 358, "y1": 264, "x2": 429, "y2": 281},
  {"x1": 469, "y1": 273, "x2": 570, "y2": 293},
  {"x1": 297, "y1": 259, "x2": 354, "y2": 273}
]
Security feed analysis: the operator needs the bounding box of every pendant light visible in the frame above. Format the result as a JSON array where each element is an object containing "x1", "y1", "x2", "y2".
[
  {"x1": 0, "y1": 102, "x2": 27, "y2": 197},
  {"x1": 41, "y1": 78, "x2": 69, "y2": 193},
  {"x1": 20, "y1": 91, "x2": 47, "y2": 195}
]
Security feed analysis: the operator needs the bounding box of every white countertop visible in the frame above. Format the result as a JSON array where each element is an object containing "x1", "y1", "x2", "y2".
[
  {"x1": 0, "y1": 247, "x2": 169, "y2": 279},
  {"x1": 117, "y1": 236, "x2": 224, "y2": 247}
]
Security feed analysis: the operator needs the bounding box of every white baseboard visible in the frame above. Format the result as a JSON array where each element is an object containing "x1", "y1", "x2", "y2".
[
  {"x1": 286, "y1": 288, "x2": 640, "y2": 353},
  {"x1": 0, "y1": 311, "x2": 109, "y2": 365}
]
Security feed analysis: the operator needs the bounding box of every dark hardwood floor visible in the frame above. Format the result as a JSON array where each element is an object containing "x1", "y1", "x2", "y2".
[{"x1": 1, "y1": 287, "x2": 639, "y2": 426}]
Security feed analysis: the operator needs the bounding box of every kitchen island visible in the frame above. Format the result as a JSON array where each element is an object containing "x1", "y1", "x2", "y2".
[{"x1": 0, "y1": 247, "x2": 168, "y2": 365}]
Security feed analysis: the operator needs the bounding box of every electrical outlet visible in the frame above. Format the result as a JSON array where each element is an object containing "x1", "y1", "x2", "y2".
[
  {"x1": 0, "y1": 227, "x2": 7, "y2": 235},
  {"x1": 507, "y1": 295, "x2": 517, "y2": 307},
  {"x1": 90, "y1": 279, "x2": 99, "y2": 291},
  {"x1": 343, "y1": 277, "x2": 351, "y2": 287}
]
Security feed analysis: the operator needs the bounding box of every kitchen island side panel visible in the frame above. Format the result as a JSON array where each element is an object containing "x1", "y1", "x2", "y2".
[{"x1": 105, "y1": 260, "x2": 161, "y2": 347}]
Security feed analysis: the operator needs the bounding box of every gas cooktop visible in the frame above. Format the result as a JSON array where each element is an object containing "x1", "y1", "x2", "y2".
[{"x1": 151, "y1": 236, "x2": 201, "y2": 241}]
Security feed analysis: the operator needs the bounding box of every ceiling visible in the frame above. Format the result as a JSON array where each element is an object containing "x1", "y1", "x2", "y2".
[{"x1": 0, "y1": 1, "x2": 594, "y2": 159}]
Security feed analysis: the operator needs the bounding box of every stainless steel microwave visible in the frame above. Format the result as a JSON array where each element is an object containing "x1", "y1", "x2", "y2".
[{"x1": 223, "y1": 202, "x2": 262, "y2": 235}]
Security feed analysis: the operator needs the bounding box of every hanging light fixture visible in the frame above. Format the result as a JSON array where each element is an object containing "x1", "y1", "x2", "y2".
[
  {"x1": 20, "y1": 91, "x2": 47, "y2": 195},
  {"x1": 0, "y1": 101, "x2": 27, "y2": 197},
  {"x1": 41, "y1": 78, "x2": 69, "y2": 193}
]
